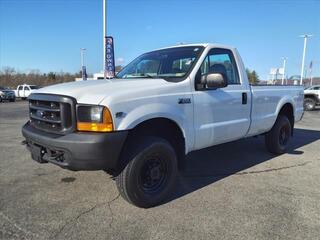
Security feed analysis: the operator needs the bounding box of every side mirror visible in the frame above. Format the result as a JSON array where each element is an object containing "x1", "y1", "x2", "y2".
[{"x1": 202, "y1": 73, "x2": 228, "y2": 89}]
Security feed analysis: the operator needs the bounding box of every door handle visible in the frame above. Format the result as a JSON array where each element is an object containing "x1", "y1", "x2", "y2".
[{"x1": 242, "y1": 92, "x2": 247, "y2": 104}]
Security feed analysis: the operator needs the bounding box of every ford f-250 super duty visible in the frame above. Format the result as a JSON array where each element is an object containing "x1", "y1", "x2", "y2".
[{"x1": 22, "y1": 43, "x2": 304, "y2": 208}]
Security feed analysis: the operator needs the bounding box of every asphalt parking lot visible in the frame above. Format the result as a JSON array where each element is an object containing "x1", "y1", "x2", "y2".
[{"x1": 0, "y1": 101, "x2": 319, "y2": 240}]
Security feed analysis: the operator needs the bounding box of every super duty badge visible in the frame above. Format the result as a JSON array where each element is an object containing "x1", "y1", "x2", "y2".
[{"x1": 178, "y1": 98, "x2": 191, "y2": 104}]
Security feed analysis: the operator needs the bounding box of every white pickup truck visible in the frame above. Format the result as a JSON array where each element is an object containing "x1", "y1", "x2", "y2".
[
  {"x1": 22, "y1": 43, "x2": 304, "y2": 208},
  {"x1": 14, "y1": 84, "x2": 39, "y2": 100}
]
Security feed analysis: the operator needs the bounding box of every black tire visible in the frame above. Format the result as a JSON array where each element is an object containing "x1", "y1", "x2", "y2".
[
  {"x1": 265, "y1": 115, "x2": 292, "y2": 154},
  {"x1": 304, "y1": 98, "x2": 316, "y2": 111},
  {"x1": 115, "y1": 137, "x2": 177, "y2": 208},
  {"x1": 0, "y1": 97, "x2": 2, "y2": 103},
  {"x1": 9, "y1": 98, "x2": 15, "y2": 102},
  {"x1": 21, "y1": 97, "x2": 27, "y2": 100}
]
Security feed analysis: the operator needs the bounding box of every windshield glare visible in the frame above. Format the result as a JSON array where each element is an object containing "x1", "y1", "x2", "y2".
[{"x1": 117, "y1": 46, "x2": 204, "y2": 81}]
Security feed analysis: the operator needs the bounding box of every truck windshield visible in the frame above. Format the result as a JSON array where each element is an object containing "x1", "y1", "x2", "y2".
[{"x1": 116, "y1": 46, "x2": 204, "y2": 82}]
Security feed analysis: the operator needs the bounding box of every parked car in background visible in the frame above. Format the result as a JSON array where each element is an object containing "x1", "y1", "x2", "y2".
[
  {"x1": 14, "y1": 84, "x2": 40, "y2": 100},
  {"x1": 0, "y1": 86, "x2": 16, "y2": 102},
  {"x1": 304, "y1": 85, "x2": 320, "y2": 111}
]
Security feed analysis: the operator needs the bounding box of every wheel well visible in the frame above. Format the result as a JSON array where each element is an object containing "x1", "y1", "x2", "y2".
[
  {"x1": 304, "y1": 94, "x2": 317, "y2": 101},
  {"x1": 124, "y1": 118, "x2": 185, "y2": 170},
  {"x1": 278, "y1": 103, "x2": 294, "y2": 133}
]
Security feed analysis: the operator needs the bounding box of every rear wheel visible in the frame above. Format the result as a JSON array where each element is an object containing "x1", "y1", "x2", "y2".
[
  {"x1": 304, "y1": 98, "x2": 316, "y2": 111},
  {"x1": 115, "y1": 137, "x2": 177, "y2": 208},
  {"x1": 265, "y1": 115, "x2": 292, "y2": 154}
]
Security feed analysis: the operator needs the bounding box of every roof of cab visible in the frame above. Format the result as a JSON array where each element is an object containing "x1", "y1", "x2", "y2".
[{"x1": 154, "y1": 43, "x2": 236, "y2": 51}]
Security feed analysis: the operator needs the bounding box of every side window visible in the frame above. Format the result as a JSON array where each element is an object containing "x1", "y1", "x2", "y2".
[
  {"x1": 200, "y1": 48, "x2": 240, "y2": 85},
  {"x1": 24, "y1": 86, "x2": 30, "y2": 91},
  {"x1": 313, "y1": 87, "x2": 320, "y2": 90},
  {"x1": 18, "y1": 86, "x2": 23, "y2": 90}
]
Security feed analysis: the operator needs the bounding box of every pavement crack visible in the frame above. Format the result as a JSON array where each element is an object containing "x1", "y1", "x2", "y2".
[
  {"x1": 236, "y1": 161, "x2": 312, "y2": 175},
  {"x1": 50, "y1": 193, "x2": 120, "y2": 239},
  {"x1": 107, "y1": 193, "x2": 120, "y2": 228},
  {"x1": 0, "y1": 211, "x2": 40, "y2": 240},
  {"x1": 182, "y1": 161, "x2": 312, "y2": 178}
]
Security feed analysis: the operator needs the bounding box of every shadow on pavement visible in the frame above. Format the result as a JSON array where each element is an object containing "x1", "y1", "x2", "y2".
[{"x1": 165, "y1": 128, "x2": 320, "y2": 204}]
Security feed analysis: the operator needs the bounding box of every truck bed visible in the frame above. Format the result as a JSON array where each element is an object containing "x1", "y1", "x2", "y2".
[{"x1": 247, "y1": 85, "x2": 304, "y2": 137}]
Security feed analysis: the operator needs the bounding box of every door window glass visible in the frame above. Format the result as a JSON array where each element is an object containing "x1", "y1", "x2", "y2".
[{"x1": 200, "y1": 48, "x2": 240, "y2": 84}]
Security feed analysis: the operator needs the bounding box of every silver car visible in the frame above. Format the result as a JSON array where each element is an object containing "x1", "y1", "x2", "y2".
[{"x1": 0, "y1": 87, "x2": 16, "y2": 102}]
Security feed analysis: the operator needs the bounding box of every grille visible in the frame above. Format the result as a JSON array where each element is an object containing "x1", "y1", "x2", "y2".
[{"x1": 28, "y1": 94, "x2": 76, "y2": 134}]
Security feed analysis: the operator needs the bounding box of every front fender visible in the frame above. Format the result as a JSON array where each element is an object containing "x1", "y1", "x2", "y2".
[{"x1": 116, "y1": 103, "x2": 192, "y2": 153}]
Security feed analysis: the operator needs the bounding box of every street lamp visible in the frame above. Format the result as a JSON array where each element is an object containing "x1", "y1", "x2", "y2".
[
  {"x1": 299, "y1": 34, "x2": 313, "y2": 85},
  {"x1": 281, "y1": 57, "x2": 287, "y2": 85}
]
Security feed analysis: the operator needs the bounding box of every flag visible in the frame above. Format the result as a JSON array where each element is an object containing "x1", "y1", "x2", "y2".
[
  {"x1": 82, "y1": 66, "x2": 87, "y2": 80},
  {"x1": 105, "y1": 36, "x2": 115, "y2": 78}
]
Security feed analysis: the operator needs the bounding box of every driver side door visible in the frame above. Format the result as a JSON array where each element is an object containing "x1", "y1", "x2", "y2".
[{"x1": 193, "y1": 48, "x2": 251, "y2": 150}]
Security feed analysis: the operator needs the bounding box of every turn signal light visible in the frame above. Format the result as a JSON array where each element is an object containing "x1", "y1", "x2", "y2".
[{"x1": 77, "y1": 107, "x2": 113, "y2": 132}]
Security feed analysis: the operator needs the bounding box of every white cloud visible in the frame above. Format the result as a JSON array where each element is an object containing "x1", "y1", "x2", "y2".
[{"x1": 116, "y1": 57, "x2": 125, "y2": 66}]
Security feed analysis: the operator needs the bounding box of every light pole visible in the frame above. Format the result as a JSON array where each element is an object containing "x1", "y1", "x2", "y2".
[
  {"x1": 299, "y1": 34, "x2": 313, "y2": 85},
  {"x1": 80, "y1": 48, "x2": 86, "y2": 67},
  {"x1": 281, "y1": 57, "x2": 287, "y2": 85},
  {"x1": 309, "y1": 61, "x2": 314, "y2": 86},
  {"x1": 103, "y1": 0, "x2": 106, "y2": 79}
]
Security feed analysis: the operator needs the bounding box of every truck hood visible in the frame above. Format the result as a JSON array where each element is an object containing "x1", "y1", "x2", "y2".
[{"x1": 37, "y1": 79, "x2": 171, "y2": 104}]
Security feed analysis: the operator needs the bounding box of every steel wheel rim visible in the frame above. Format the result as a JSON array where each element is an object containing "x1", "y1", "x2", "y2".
[{"x1": 139, "y1": 156, "x2": 168, "y2": 193}]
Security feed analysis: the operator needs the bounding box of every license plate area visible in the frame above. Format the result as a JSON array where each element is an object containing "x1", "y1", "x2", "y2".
[{"x1": 29, "y1": 143, "x2": 47, "y2": 163}]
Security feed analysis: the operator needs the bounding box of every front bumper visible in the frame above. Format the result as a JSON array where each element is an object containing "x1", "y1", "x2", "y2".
[
  {"x1": 1, "y1": 94, "x2": 15, "y2": 100},
  {"x1": 22, "y1": 122, "x2": 128, "y2": 171}
]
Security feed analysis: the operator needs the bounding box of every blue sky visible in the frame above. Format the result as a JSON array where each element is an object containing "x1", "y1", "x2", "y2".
[{"x1": 0, "y1": 0, "x2": 319, "y2": 80}]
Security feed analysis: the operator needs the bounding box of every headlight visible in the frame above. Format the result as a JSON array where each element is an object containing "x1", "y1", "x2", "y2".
[{"x1": 76, "y1": 105, "x2": 113, "y2": 132}]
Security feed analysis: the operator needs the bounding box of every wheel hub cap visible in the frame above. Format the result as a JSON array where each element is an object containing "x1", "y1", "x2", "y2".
[{"x1": 140, "y1": 157, "x2": 167, "y2": 193}]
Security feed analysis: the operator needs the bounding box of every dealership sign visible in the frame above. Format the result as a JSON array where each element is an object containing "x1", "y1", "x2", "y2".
[{"x1": 105, "y1": 36, "x2": 115, "y2": 78}]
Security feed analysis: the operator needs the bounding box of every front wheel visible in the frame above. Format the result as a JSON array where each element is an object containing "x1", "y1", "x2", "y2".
[
  {"x1": 265, "y1": 115, "x2": 292, "y2": 154},
  {"x1": 115, "y1": 137, "x2": 177, "y2": 208},
  {"x1": 304, "y1": 98, "x2": 316, "y2": 111}
]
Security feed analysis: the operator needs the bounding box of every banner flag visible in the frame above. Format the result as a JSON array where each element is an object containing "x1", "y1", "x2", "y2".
[
  {"x1": 82, "y1": 66, "x2": 87, "y2": 80},
  {"x1": 105, "y1": 36, "x2": 115, "y2": 78}
]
